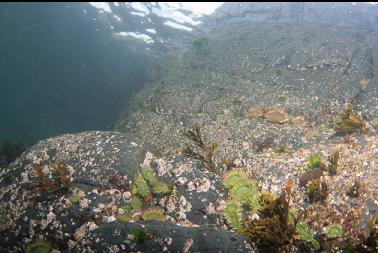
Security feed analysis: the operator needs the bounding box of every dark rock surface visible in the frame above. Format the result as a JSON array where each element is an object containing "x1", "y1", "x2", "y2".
[
  {"x1": 1, "y1": 3, "x2": 378, "y2": 253},
  {"x1": 88, "y1": 220, "x2": 250, "y2": 252},
  {"x1": 0, "y1": 131, "x2": 237, "y2": 252}
]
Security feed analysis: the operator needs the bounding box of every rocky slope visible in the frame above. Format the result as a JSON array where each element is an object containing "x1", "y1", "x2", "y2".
[{"x1": 1, "y1": 3, "x2": 378, "y2": 253}]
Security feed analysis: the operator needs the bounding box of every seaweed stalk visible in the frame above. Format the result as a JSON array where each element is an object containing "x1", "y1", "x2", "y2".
[{"x1": 183, "y1": 123, "x2": 218, "y2": 172}]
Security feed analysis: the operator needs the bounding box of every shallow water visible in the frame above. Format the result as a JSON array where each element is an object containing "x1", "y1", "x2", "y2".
[{"x1": 0, "y1": 3, "x2": 377, "y2": 253}]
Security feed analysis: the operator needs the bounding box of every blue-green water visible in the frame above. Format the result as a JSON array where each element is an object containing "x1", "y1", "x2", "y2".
[{"x1": 0, "y1": 3, "x2": 151, "y2": 145}]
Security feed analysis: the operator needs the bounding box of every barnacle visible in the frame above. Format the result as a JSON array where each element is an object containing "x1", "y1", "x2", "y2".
[
  {"x1": 142, "y1": 208, "x2": 165, "y2": 221},
  {"x1": 222, "y1": 200, "x2": 244, "y2": 234}
]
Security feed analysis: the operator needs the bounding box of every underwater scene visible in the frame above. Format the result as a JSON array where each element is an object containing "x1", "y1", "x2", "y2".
[{"x1": 0, "y1": 2, "x2": 378, "y2": 252}]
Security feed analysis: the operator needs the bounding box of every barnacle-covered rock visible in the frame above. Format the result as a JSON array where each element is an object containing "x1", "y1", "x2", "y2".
[{"x1": 0, "y1": 132, "x2": 231, "y2": 252}]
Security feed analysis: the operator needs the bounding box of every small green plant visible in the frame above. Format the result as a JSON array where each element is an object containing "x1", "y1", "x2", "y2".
[
  {"x1": 288, "y1": 209, "x2": 318, "y2": 248},
  {"x1": 222, "y1": 169, "x2": 249, "y2": 189},
  {"x1": 308, "y1": 181, "x2": 318, "y2": 194},
  {"x1": 306, "y1": 154, "x2": 321, "y2": 168},
  {"x1": 296, "y1": 221, "x2": 320, "y2": 249},
  {"x1": 122, "y1": 196, "x2": 143, "y2": 214},
  {"x1": 152, "y1": 182, "x2": 171, "y2": 195},
  {"x1": 132, "y1": 167, "x2": 171, "y2": 200},
  {"x1": 221, "y1": 169, "x2": 260, "y2": 234},
  {"x1": 132, "y1": 230, "x2": 147, "y2": 244},
  {"x1": 117, "y1": 214, "x2": 133, "y2": 222},
  {"x1": 371, "y1": 117, "x2": 378, "y2": 127},
  {"x1": 26, "y1": 242, "x2": 52, "y2": 253},
  {"x1": 324, "y1": 224, "x2": 343, "y2": 238},
  {"x1": 222, "y1": 200, "x2": 244, "y2": 234},
  {"x1": 331, "y1": 117, "x2": 342, "y2": 128},
  {"x1": 190, "y1": 37, "x2": 208, "y2": 49},
  {"x1": 316, "y1": 123, "x2": 328, "y2": 133},
  {"x1": 133, "y1": 174, "x2": 149, "y2": 198},
  {"x1": 68, "y1": 194, "x2": 80, "y2": 204},
  {"x1": 130, "y1": 197, "x2": 143, "y2": 210},
  {"x1": 230, "y1": 180, "x2": 260, "y2": 209},
  {"x1": 142, "y1": 208, "x2": 165, "y2": 221},
  {"x1": 141, "y1": 167, "x2": 158, "y2": 186},
  {"x1": 275, "y1": 68, "x2": 283, "y2": 76}
]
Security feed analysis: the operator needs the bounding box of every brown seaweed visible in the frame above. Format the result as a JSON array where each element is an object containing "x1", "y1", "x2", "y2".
[
  {"x1": 328, "y1": 150, "x2": 339, "y2": 176},
  {"x1": 182, "y1": 123, "x2": 218, "y2": 172},
  {"x1": 245, "y1": 180, "x2": 302, "y2": 252},
  {"x1": 352, "y1": 216, "x2": 377, "y2": 253},
  {"x1": 33, "y1": 161, "x2": 70, "y2": 193},
  {"x1": 334, "y1": 103, "x2": 367, "y2": 134},
  {"x1": 307, "y1": 179, "x2": 328, "y2": 203}
]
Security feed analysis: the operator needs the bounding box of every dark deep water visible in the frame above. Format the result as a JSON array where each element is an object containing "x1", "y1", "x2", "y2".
[{"x1": 0, "y1": 3, "x2": 151, "y2": 145}]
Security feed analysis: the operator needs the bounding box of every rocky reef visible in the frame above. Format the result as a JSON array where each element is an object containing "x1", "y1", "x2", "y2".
[{"x1": 1, "y1": 3, "x2": 378, "y2": 252}]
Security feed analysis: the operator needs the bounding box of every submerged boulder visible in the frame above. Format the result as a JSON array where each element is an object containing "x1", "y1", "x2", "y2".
[{"x1": 0, "y1": 131, "x2": 241, "y2": 252}]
